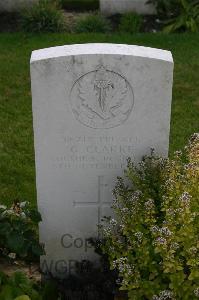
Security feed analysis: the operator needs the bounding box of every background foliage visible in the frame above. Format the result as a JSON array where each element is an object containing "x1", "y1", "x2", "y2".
[
  {"x1": 20, "y1": 0, "x2": 66, "y2": 33},
  {"x1": 74, "y1": 13, "x2": 111, "y2": 32},
  {"x1": 118, "y1": 13, "x2": 143, "y2": 34},
  {"x1": 148, "y1": 0, "x2": 199, "y2": 32}
]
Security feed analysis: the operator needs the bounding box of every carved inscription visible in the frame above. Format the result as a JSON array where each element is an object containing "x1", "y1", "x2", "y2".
[
  {"x1": 54, "y1": 136, "x2": 136, "y2": 170},
  {"x1": 70, "y1": 65, "x2": 134, "y2": 129}
]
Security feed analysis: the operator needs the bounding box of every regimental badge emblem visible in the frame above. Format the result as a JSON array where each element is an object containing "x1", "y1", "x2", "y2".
[{"x1": 70, "y1": 65, "x2": 134, "y2": 129}]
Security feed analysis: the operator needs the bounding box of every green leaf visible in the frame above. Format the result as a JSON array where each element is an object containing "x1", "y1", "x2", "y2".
[
  {"x1": 0, "y1": 271, "x2": 7, "y2": 286},
  {"x1": 6, "y1": 231, "x2": 25, "y2": 253},
  {"x1": 0, "y1": 284, "x2": 14, "y2": 300},
  {"x1": 11, "y1": 272, "x2": 29, "y2": 286},
  {"x1": 31, "y1": 242, "x2": 44, "y2": 257},
  {"x1": 27, "y1": 209, "x2": 42, "y2": 223},
  {"x1": 0, "y1": 222, "x2": 11, "y2": 235},
  {"x1": 188, "y1": 270, "x2": 199, "y2": 280},
  {"x1": 11, "y1": 220, "x2": 27, "y2": 232},
  {"x1": 42, "y1": 281, "x2": 59, "y2": 300},
  {"x1": 14, "y1": 296, "x2": 31, "y2": 300}
]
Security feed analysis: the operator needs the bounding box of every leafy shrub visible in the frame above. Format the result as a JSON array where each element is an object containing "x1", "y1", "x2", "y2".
[
  {"x1": 74, "y1": 14, "x2": 111, "y2": 33},
  {"x1": 61, "y1": 0, "x2": 99, "y2": 11},
  {"x1": 118, "y1": 12, "x2": 143, "y2": 34},
  {"x1": 20, "y1": 0, "x2": 66, "y2": 33},
  {"x1": 164, "y1": 0, "x2": 199, "y2": 33},
  {"x1": 0, "y1": 271, "x2": 40, "y2": 300},
  {"x1": 148, "y1": 0, "x2": 199, "y2": 32},
  {"x1": 0, "y1": 270, "x2": 62, "y2": 300},
  {"x1": 100, "y1": 134, "x2": 199, "y2": 299},
  {"x1": 147, "y1": 0, "x2": 180, "y2": 17},
  {"x1": 0, "y1": 201, "x2": 44, "y2": 261}
]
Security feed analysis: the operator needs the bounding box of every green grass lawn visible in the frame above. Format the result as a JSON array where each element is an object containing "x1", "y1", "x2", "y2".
[{"x1": 0, "y1": 33, "x2": 198, "y2": 206}]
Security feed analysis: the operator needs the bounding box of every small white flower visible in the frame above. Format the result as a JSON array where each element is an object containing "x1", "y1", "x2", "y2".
[
  {"x1": 189, "y1": 247, "x2": 197, "y2": 255},
  {"x1": 0, "y1": 205, "x2": 7, "y2": 209},
  {"x1": 155, "y1": 237, "x2": 167, "y2": 246},
  {"x1": 134, "y1": 232, "x2": 143, "y2": 243},
  {"x1": 159, "y1": 290, "x2": 174, "y2": 299},
  {"x1": 175, "y1": 208, "x2": 183, "y2": 214},
  {"x1": 170, "y1": 242, "x2": 180, "y2": 250},
  {"x1": 120, "y1": 224, "x2": 125, "y2": 230},
  {"x1": 167, "y1": 208, "x2": 176, "y2": 217},
  {"x1": 109, "y1": 246, "x2": 115, "y2": 252},
  {"x1": 113, "y1": 257, "x2": 135, "y2": 277},
  {"x1": 165, "y1": 179, "x2": 175, "y2": 189},
  {"x1": 2, "y1": 209, "x2": 14, "y2": 215},
  {"x1": 194, "y1": 287, "x2": 199, "y2": 297},
  {"x1": 163, "y1": 220, "x2": 168, "y2": 225},
  {"x1": 160, "y1": 227, "x2": 172, "y2": 237},
  {"x1": 184, "y1": 162, "x2": 196, "y2": 170},
  {"x1": 174, "y1": 150, "x2": 182, "y2": 157},
  {"x1": 139, "y1": 161, "x2": 145, "y2": 168},
  {"x1": 121, "y1": 278, "x2": 128, "y2": 286},
  {"x1": 190, "y1": 133, "x2": 199, "y2": 143},
  {"x1": 103, "y1": 226, "x2": 112, "y2": 237},
  {"x1": 8, "y1": 253, "x2": 16, "y2": 259},
  {"x1": 153, "y1": 290, "x2": 174, "y2": 300},
  {"x1": 145, "y1": 199, "x2": 155, "y2": 210},
  {"x1": 20, "y1": 212, "x2": 26, "y2": 218},
  {"x1": 133, "y1": 190, "x2": 143, "y2": 198},
  {"x1": 109, "y1": 218, "x2": 117, "y2": 226},
  {"x1": 151, "y1": 225, "x2": 159, "y2": 233},
  {"x1": 180, "y1": 192, "x2": 192, "y2": 207},
  {"x1": 19, "y1": 201, "x2": 27, "y2": 208},
  {"x1": 121, "y1": 207, "x2": 128, "y2": 213}
]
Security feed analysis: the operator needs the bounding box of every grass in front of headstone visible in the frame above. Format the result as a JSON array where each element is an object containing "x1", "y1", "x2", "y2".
[{"x1": 0, "y1": 33, "x2": 198, "y2": 205}]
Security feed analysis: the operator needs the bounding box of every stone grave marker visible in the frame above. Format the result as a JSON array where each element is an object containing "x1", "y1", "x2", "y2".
[
  {"x1": 30, "y1": 43, "x2": 173, "y2": 277},
  {"x1": 0, "y1": 0, "x2": 38, "y2": 12},
  {"x1": 100, "y1": 0, "x2": 156, "y2": 15}
]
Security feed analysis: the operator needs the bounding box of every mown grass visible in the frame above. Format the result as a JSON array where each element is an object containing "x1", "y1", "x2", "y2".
[{"x1": 0, "y1": 33, "x2": 198, "y2": 205}]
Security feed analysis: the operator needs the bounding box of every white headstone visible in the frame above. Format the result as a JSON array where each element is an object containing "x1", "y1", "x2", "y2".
[
  {"x1": 0, "y1": 0, "x2": 38, "y2": 12},
  {"x1": 31, "y1": 43, "x2": 173, "y2": 277},
  {"x1": 100, "y1": 0, "x2": 156, "y2": 15}
]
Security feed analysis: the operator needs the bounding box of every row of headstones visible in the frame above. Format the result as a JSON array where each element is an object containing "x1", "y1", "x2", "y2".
[
  {"x1": 31, "y1": 43, "x2": 173, "y2": 276},
  {"x1": 101, "y1": 0, "x2": 156, "y2": 15},
  {"x1": 0, "y1": 0, "x2": 155, "y2": 15}
]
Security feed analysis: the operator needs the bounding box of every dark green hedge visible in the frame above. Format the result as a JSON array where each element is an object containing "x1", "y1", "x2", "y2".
[{"x1": 61, "y1": 0, "x2": 99, "y2": 11}]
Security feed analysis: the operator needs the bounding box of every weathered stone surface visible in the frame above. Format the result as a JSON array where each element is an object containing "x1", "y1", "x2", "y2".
[
  {"x1": 30, "y1": 43, "x2": 173, "y2": 277},
  {"x1": 0, "y1": 0, "x2": 38, "y2": 12},
  {"x1": 100, "y1": 0, "x2": 156, "y2": 15}
]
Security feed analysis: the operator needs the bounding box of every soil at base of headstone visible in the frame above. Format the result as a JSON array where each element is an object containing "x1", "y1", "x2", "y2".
[
  {"x1": 40, "y1": 257, "x2": 119, "y2": 300},
  {"x1": 0, "y1": 259, "x2": 117, "y2": 299},
  {"x1": 0, "y1": 259, "x2": 41, "y2": 282}
]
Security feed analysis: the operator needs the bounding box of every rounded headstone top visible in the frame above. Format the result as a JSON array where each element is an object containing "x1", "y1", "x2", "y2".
[{"x1": 31, "y1": 43, "x2": 173, "y2": 64}]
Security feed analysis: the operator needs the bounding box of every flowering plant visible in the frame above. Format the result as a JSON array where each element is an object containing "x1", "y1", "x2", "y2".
[
  {"x1": 100, "y1": 134, "x2": 199, "y2": 299},
  {"x1": 0, "y1": 201, "x2": 44, "y2": 261}
]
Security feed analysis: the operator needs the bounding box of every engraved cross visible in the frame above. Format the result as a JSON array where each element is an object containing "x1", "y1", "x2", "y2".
[{"x1": 73, "y1": 175, "x2": 111, "y2": 226}]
